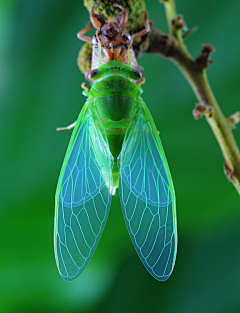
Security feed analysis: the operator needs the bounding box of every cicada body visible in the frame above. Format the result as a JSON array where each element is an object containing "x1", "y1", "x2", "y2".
[{"x1": 54, "y1": 60, "x2": 177, "y2": 282}]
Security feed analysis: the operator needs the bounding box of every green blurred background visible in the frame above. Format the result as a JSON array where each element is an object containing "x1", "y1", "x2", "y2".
[{"x1": 1, "y1": 0, "x2": 240, "y2": 312}]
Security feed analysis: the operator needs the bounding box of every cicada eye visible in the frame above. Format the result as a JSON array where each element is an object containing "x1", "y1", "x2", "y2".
[
  {"x1": 88, "y1": 69, "x2": 99, "y2": 80},
  {"x1": 132, "y1": 68, "x2": 142, "y2": 80}
]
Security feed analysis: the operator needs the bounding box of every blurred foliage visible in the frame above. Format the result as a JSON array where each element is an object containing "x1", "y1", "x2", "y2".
[{"x1": 0, "y1": 0, "x2": 240, "y2": 312}]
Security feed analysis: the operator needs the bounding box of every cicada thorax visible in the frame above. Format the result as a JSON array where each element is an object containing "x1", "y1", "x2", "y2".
[
  {"x1": 77, "y1": 3, "x2": 150, "y2": 80},
  {"x1": 88, "y1": 61, "x2": 142, "y2": 188}
]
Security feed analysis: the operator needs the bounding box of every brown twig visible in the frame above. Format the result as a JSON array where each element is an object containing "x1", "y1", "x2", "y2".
[{"x1": 146, "y1": 2, "x2": 240, "y2": 194}]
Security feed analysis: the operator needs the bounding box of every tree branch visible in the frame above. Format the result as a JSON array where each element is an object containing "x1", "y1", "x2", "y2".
[{"x1": 146, "y1": 2, "x2": 240, "y2": 194}]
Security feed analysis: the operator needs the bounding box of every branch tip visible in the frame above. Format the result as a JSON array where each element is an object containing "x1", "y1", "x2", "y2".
[
  {"x1": 227, "y1": 111, "x2": 240, "y2": 129},
  {"x1": 171, "y1": 15, "x2": 185, "y2": 30},
  {"x1": 195, "y1": 44, "x2": 215, "y2": 68}
]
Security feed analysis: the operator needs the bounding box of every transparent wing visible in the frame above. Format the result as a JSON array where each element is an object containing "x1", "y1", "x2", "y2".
[
  {"x1": 118, "y1": 99, "x2": 177, "y2": 281},
  {"x1": 54, "y1": 102, "x2": 113, "y2": 281}
]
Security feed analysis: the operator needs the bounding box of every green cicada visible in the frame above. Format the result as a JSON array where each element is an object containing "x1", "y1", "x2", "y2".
[{"x1": 54, "y1": 43, "x2": 177, "y2": 282}]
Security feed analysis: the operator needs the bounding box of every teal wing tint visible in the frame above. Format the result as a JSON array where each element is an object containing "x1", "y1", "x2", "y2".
[
  {"x1": 118, "y1": 99, "x2": 177, "y2": 281},
  {"x1": 54, "y1": 101, "x2": 113, "y2": 281}
]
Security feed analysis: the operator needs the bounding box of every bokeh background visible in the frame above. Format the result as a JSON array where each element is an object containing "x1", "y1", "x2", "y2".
[{"x1": 1, "y1": 0, "x2": 240, "y2": 312}]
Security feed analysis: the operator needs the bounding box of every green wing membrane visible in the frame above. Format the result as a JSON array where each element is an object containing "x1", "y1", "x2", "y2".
[
  {"x1": 54, "y1": 101, "x2": 113, "y2": 281},
  {"x1": 118, "y1": 99, "x2": 177, "y2": 281}
]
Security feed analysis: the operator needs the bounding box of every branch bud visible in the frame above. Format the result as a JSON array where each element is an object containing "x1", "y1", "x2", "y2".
[
  {"x1": 227, "y1": 111, "x2": 240, "y2": 129},
  {"x1": 195, "y1": 44, "x2": 215, "y2": 68},
  {"x1": 192, "y1": 103, "x2": 213, "y2": 119},
  {"x1": 171, "y1": 15, "x2": 185, "y2": 30}
]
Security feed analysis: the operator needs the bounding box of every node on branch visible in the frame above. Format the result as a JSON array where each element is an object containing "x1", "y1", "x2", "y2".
[
  {"x1": 192, "y1": 103, "x2": 214, "y2": 119},
  {"x1": 195, "y1": 44, "x2": 215, "y2": 68}
]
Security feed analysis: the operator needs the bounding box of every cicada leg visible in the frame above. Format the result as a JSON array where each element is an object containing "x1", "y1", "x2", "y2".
[
  {"x1": 81, "y1": 82, "x2": 89, "y2": 92},
  {"x1": 90, "y1": 3, "x2": 105, "y2": 29},
  {"x1": 137, "y1": 77, "x2": 146, "y2": 88},
  {"x1": 81, "y1": 82, "x2": 91, "y2": 95},
  {"x1": 113, "y1": 4, "x2": 128, "y2": 30},
  {"x1": 131, "y1": 11, "x2": 150, "y2": 40},
  {"x1": 56, "y1": 121, "x2": 76, "y2": 131},
  {"x1": 77, "y1": 21, "x2": 92, "y2": 43}
]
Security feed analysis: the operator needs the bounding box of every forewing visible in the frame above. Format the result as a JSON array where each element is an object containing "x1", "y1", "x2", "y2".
[
  {"x1": 54, "y1": 102, "x2": 113, "y2": 281},
  {"x1": 119, "y1": 100, "x2": 177, "y2": 281}
]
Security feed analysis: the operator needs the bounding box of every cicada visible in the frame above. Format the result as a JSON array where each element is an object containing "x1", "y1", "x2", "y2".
[{"x1": 54, "y1": 4, "x2": 177, "y2": 282}]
